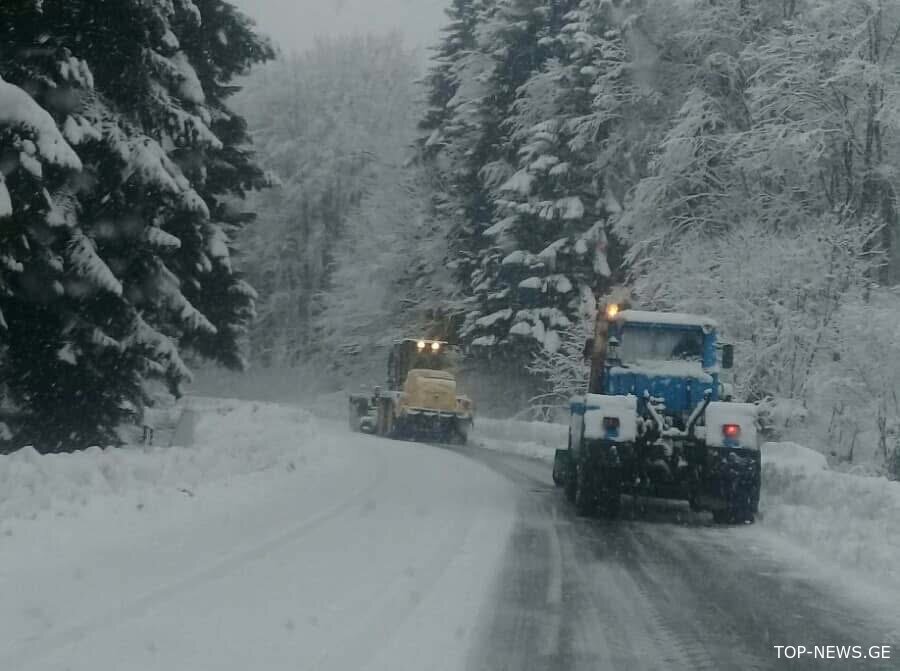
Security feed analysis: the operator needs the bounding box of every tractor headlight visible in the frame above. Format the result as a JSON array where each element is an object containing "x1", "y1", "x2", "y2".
[
  {"x1": 431, "y1": 342, "x2": 441, "y2": 352},
  {"x1": 417, "y1": 340, "x2": 426, "y2": 350}
]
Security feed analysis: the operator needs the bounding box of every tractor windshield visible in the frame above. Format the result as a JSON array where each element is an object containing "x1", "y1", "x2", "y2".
[{"x1": 616, "y1": 325, "x2": 704, "y2": 363}]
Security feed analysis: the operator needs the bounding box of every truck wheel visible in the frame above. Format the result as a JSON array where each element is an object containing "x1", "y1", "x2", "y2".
[
  {"x1": 563, "y1": 474, "x2": 578, "y2": 503},
  {"x1": 712, "y1": 507, "x2": 754, "y2": 525},
  {"x1": 688, "y1": 493, "x2": 702, "y2": 512},
  {"x1": 552, "y1": 449, "x2": 570, "y2": 487},
  {"x1": 715, "y1": 481, "x2": 759, "y2": 524},
  {"x1": 597, "y1": 475, "x2": 622, "y2": 519},
  {"x1": 552, "y1": 468, "x2": 563, "y2": 487},
  {"x1": 575, "y1": 459, "x2": 597, "y2": 517},
  {"x1": 712, "y1": 509, "x2": 732, "y2": 524},
  {"x1": 600, "y1": 493, "x2": 621, "y2": 519}
]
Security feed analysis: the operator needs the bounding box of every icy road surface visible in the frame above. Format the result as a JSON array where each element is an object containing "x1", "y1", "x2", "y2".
[
  {"x1": 454, "y1": 446, "x2": 900, "y2": 671},
  {"x1": 1, "y1": 400, "x2": 898, "y2": 671}
]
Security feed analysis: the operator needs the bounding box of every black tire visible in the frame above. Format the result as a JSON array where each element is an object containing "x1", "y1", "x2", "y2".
[
  {"x1": 552, "y1": 447, "x2": 570, "y2": 488},
  {"x1": 563, "y1": 431, "x2": 578, "y2": 503},
  {"x1": 715, "y1": 480, "x2": 759, "y2": 524},
  {"x1": 601, "y1": 496, "x2": 621, "y2": 519},
  {"x1": 564, "y1": 470, "x2": 577, "y2": 502},
  {"x1": 712, "y1": 507, "x2": 755, "y2": 524},
  {"x1": 688, "y1": 493, "x2": 702, "y2": 512},
  {"x1": 563, "y1": 477, "x2": 578, "y2": 503},
  {"x1": 712, "y1": 509, "x2": 732, "y2": 524},
  {"x1": 554, "y1": 432, "x2": 572, "y2": 489},
  {"x1": 597, "y1": 477, "x2": 622, "y2": 519},
  {"x1": 574, "y1": 458, "x2": 597, "y2": 517}
]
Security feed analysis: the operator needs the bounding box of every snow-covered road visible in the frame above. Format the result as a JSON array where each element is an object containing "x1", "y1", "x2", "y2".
[
  {"x1": 2, "y1": 399, "x2": 899, "y2": 670},
  {"x1": 0, "y1": 407, "x2": 516, "y2": 671}
]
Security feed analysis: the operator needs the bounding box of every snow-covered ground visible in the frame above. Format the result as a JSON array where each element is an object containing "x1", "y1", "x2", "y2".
[
  {"x1": 760, "y1": 442, "x2": 900, "y2": 588},
  {"x1": 470, "y1": 416, "x2": 900, "y2": 590},
  {"x1": 3, "y1": 396, "x2": 898, "y2": 669},
  {"x1": 0, "y1": 398, "x2": 516, "y2": 671}
]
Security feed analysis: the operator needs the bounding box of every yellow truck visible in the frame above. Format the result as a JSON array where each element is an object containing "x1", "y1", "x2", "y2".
[{"x1": 348, "y1": 339, "x2": 474, "y2": 444}]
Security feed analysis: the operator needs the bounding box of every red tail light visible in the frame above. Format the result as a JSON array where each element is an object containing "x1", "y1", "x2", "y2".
[
  {"x1": 603, "y1": 417, "x2": 620, "y2": 430},
  {"x1": 722, "y1": 424, "x2": 741, "y2": 440}
]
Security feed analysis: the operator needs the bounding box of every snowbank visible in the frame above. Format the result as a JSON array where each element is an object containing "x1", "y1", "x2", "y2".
[
  {"x1": 0, "y1": 399, "x2": 321, "y2": 523},
  {"x1": 471, "y1": 416, "x2": 565, "y2": 462},
  {"x1": 760, "y1": 442, "x2": 900, "y2": 586}
]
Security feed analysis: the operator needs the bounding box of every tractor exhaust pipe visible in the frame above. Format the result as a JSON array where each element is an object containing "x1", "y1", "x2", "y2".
[{"x1": 687, "y1": 390, "x2": 713, "y2": 438}]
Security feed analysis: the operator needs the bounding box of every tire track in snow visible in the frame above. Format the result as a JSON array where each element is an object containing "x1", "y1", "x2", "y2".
[
  {"x1": 452, "y1": 445, "x2": 900, "y2": 671},
  {"x1": 0, "y1": 443, "x2": 390, "y2": 670},
  {"x1": 538, "y1": 505, "x2": 564, "y2": 658}
]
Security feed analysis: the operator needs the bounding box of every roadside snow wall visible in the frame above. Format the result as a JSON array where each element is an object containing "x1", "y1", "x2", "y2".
[
  {"x1": 0, "y1": 400, "x2": 321, "y2": 523},
  {"x1": 760, "y1": 442, "x2": 900, "y2": 585},
  {"x1": 471, "y1": 417, "x2": 565, "y2": 462}
]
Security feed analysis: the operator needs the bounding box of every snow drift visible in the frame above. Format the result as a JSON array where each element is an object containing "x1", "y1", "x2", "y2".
[
  {"x1": 0, "y1": 399, "x2": 321, "y2": 523},
  {"x1": 760, "y1": 442, "x2": 900, "y2": 586},
  {"x1": 471, "y1": 416, "x2": 565, "y2": 462}
]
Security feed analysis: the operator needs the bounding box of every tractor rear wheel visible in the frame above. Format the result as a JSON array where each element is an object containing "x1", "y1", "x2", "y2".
[
  {"x1": 596, "y1": 472, "x2": 622, "y2": 519},
  {"x1": 574, "y1": 458, "x2": 597, "y2": 517},
  {"x1": 564, "y1": 474, "x2": 576, "y2": 503}
]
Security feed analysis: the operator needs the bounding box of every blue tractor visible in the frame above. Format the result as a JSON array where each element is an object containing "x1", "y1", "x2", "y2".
[{"x1": 553, "y1": 292, "x2": 761, "y2": 523}]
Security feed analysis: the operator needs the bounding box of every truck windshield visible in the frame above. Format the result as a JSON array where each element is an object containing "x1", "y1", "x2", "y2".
[{"x1": 616, "y1": 325, "x2": 704, "y2": 363}]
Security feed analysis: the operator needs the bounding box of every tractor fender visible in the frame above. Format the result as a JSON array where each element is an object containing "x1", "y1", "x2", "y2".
[
  {"x1": 583, "y1": 394, "x2": 638, "y2": 443},
  {"x1": 703, "y1": 402, "x2": 759, "y2": 450}
]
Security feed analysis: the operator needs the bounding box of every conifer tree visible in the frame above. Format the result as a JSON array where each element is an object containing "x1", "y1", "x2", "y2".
[{"x1": 0, "y1": 0, "x2": 272, "y2": 449}]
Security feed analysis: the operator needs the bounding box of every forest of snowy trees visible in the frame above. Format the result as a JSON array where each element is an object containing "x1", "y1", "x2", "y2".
[
  {"x1": 411, "y1": 0, "x2": 900, "y2": 465},
  {"x1": 3, "y1": 0, "x2": 900, "y2": 467},
  {"x1": 0, "y1": 0, "x2": 273, "y2": 449},
  {"x1": 232, "y1": 37, "x2": 451, "y2": 373}
]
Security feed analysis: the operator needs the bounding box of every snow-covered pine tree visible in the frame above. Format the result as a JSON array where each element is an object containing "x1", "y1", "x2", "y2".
[
  {"x1": 0, "y1": 0, "x2": 272, "y2": 449},
  {"x1": 418, "y1": 0, "x2": 484, "y2": 154},
  {"x1": 417, "y1": 0, "x2": 499, "y2": 308},
  {"x1": 166, "y1": 0, "x2": 275, "y2": 371},
  {"x1": 459, "y1": 0, "x2": 630, "y2": 360}
]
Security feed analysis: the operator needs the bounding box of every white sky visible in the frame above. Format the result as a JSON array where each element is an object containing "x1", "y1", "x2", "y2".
[{"x1": 230, "y1": 0, "x2": 448, "y2": 56}]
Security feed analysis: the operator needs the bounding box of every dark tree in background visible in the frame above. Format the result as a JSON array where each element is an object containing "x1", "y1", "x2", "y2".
[{"x1": 0, "y1": 0, "x2": 273, "y2": 450}]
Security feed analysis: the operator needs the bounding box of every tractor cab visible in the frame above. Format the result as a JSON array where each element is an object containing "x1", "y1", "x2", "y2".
[
  {"x1": 604, "y1": 310, "x2": 730, "y2": 422},
  {"x1": 386, "y1": 339, "x2": 456, "y2": 391}
]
